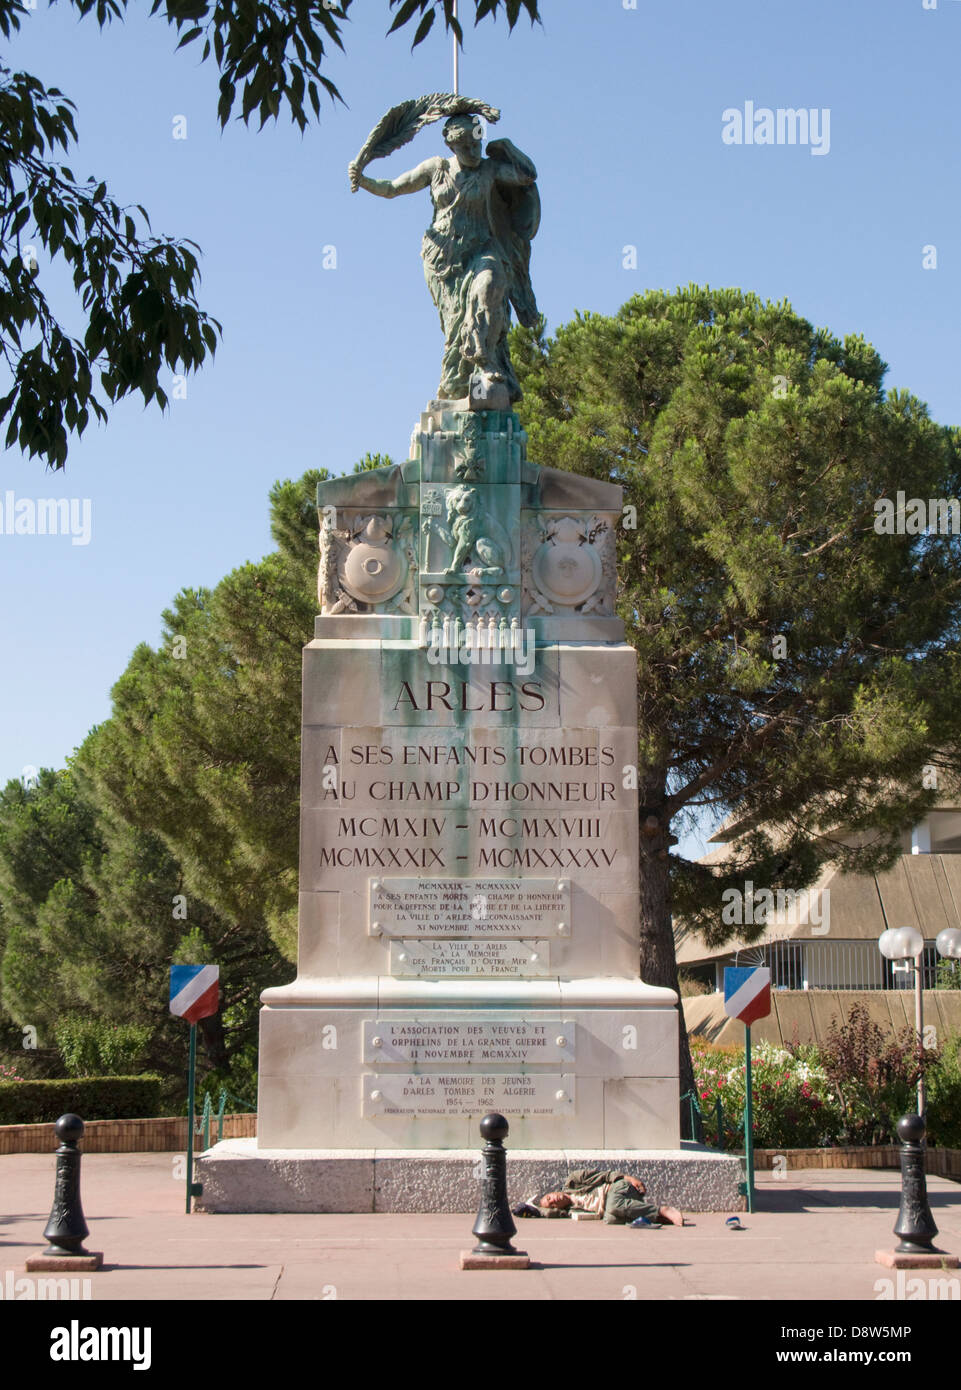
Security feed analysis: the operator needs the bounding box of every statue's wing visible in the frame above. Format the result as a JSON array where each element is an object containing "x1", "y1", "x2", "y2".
[
  {"x1": 486, "y1": 138, "x2": 540, "y2": 328},
  {"x1": 355, "y1": 93, "x2": 501, "y2": 171}
]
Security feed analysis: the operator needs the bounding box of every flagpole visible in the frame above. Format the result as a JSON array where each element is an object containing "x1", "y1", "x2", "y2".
[
  {"x1": 453, "y1": 0, "x2": 459, "y2": 95},
  {"x1": 170, "y1": 963, "x2": 218, "y2": 1213},
  {"x1": 744, "y1": 1022, "x2": 755, "y2": 1213},
  {"x1": 186, "y1": 1021, "x2": 197, "y2": 1214}
]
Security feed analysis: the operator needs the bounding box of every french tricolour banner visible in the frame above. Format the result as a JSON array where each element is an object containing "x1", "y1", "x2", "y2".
[
  {"x1": 723, "y1": 966, "x2": 771, "y2": 1025},
  {"x1": 169, "y1": 964, "x2": 219, "y2": 1023}
]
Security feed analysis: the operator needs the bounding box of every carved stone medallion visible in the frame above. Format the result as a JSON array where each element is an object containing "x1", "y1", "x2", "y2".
[
  {"x1": 532, "y1": 516, "x2": 602, "y2": 606},
  {"x1": 342, "y1": 515, "x2": 406, "y2": 603}
]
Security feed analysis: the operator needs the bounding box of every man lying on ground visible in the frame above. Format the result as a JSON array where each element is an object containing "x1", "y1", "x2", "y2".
[{"x1": 512, "y1": 1168, "x2": 685, "y2": 1225}]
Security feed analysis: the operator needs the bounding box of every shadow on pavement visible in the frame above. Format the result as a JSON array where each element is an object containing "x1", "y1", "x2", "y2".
[
  {"x1": 93, "y1": 1263, "x2": 270, "y2": 1273},
  {"x1": 751, "y1": 1187, "x2": 960, "y2": 1212}
]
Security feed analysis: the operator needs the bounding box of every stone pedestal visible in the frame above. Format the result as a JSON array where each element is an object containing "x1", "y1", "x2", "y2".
[
  {"x1": 195, "y1": 1140, "x2": 743, "y2": 1213},
  {"x1": 197, "y1": 405, "x2": 691, "y2": 1209},
  {"x1": 258, "y1": 627, "x2": 678, "y2": 1151}
]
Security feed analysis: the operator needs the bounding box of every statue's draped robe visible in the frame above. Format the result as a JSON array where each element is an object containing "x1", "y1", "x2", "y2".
[{"x1": 421, "y1": 145, "x2": 539, "y2": 402}]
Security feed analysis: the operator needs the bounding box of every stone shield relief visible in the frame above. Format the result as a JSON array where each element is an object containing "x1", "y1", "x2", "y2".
[
  {"x1": 521, "y1": 513, "x2": 617, "y2": 616},
  {"x1": 318, "y1": 511, "x2": 418, "y2": 615}
]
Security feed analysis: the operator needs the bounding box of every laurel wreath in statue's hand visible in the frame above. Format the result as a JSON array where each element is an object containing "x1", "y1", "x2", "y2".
[{"x1": 350, "y1": 93, "x2": 501, "y2": 179}]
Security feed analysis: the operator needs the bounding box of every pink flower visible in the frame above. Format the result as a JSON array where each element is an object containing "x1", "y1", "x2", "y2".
[{"x1": 700, "y1": 1091, "x2": 711, "y2": 1100}]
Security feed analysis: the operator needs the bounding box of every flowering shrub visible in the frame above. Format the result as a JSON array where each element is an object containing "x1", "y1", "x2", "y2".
[
  {"x1": 819, "y1": 1004, "x2": 932, "y2": 1145},
  {"x1": 691, "y1": 1007, "x2": 961, "y2": 1151},
  {"x1": 694, "y1": 1038, "x2": 841, "y2": 1149},
  {"x1": 927, "y1": 1031, "x2": 961, "y2": 1148},
  {"x1": 0, "y1": 1062, "x2": 24, "y2": 1083}
]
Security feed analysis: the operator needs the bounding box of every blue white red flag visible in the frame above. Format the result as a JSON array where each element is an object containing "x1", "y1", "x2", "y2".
[
  {"x1": 723, "y1": 966, "x2": 771, "y2": 1025},
  {"x1": 169, "y1": 964, "x2": 219, "y2": 1023}
]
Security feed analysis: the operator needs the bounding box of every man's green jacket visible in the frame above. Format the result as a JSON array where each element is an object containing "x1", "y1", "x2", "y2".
[{"x1": 562, "y1": 1168, "x2": 660, "y2": 1225}]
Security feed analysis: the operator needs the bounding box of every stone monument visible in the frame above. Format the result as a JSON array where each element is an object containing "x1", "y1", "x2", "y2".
[{"x1": 197, "y1": 97, "x2": 741, "y2": 1213}]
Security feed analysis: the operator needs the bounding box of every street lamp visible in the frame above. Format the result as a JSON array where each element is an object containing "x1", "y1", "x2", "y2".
[
  {"x1": 935, "y1": 927, "x2": 961, "y2": 966},
  {"x1": 878, "y1": 924, "x2": 961, "y2": 1118}
]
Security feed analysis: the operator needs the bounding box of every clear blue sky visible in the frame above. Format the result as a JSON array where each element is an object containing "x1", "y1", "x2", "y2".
[{"x1": 1, "y1": 0, "x2": 959, "y2": 862}]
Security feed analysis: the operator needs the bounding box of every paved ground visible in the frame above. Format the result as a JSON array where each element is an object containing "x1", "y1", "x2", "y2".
[{"x1": 2, "y1": 1152, "x2": 960, "y2": 1302}]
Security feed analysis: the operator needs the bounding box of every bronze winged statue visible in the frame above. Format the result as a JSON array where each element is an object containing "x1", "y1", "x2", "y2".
[{"x1": 349, "y1": 95, "x2": 540, "y2": 407}]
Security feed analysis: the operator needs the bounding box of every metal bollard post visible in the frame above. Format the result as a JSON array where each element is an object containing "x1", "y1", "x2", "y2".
[
  {"x1": 461, "y1": 1113, "x2": 530, "y2": 1270},
  {"x1": 25, "y1": 1114, "x2": 103, "y2": 1272},
  {"x1": 875, "y1": 1113, "x2": 958, "y2": 1270},
  {"x1": 892, "y1": 1113, "x2": 939, "y2": 1254}
]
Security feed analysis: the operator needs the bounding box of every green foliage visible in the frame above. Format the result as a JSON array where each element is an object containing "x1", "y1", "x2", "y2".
[
  {"x1": 819, "y1": 1004, "x2": 927, "y2": 1145},
  {"x1": 927, "y1": 1031, "x2": 961, "y2": 1148},
  {"x1": 0, "y1": 459, "x2": 380, "y2": 1091},
  {"x1": 511, "y1": 288, "x2": 961, "y2": 968},
  {"x1": 936, "y1": 958, "x2": 961, "y2": 990},
  {"x1": 135, "y1": 0, "x2": 541, "y2": 130},
  {"x1": 354, "y1": 451, "x2": 395, "y2": 473},
  {"x1": 512, "y1": 286, "x2": 961, "y2": 1109},
  {"x1": 172, "y1": 927, "x2": 208, "y2": 965},
  {"x1": 194, "y1": 1038, "x2": 259, "y2": 1116},
  {"x1": 0, "y1": 1018, "x2": 59, "y2": 1080},
  {"x1": 387, "y1": 1, "x2": 541, "y2": 61},
  {"x1": 695, "y1": 1039, "x2": 841, "y2": 1149},
  {"x1": 0, "y1": 1074, "x2": 163, "y2": 1124},
  {"x1": 0, "y1": 767, "x2": 105, "y2": 1033},
  {"x1": 693, "y1": 1014, "x2": 961, "y2": 1152},
  {"x1": 0, "y1": 48, "x2": 221, "y2": 468},
  {"x1": 0, "y1": 763, "x2": 279, "y2": 1082},
  {"x1": 54, "y1": 1014, "x2": 151, "y2": 1076},
  {"x1": 76, "y1": 466, "x2": 350, "y2": 966}
]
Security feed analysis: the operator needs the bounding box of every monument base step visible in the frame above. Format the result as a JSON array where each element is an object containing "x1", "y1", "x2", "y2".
[{"x1": 194, "y1": 1139, "x2": 745, "y2": 1214}]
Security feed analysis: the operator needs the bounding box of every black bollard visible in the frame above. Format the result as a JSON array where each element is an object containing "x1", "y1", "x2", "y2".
[
  {"x1": 876, "y1": 1112, "x2": 958, "y2": 1269},
  {"x1": 26, "y1": 1114, "x2": 103, "y2": 1271},
  {"x1": 892, "y1": 1113, "x2": 939, "y2": 1254},
  {"x1": 471, "y1": 1113, "x2": 521, "y2": 1255}
]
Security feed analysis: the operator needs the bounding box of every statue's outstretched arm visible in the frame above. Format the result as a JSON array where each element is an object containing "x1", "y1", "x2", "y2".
[{"x1": 349, "y1": 156, "x2": 442, "y2": 199}]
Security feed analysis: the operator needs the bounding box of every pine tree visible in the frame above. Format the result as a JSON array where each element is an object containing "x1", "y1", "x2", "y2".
[
  {"x1": 511, "y1": 287, "x2": 961, "y2": 1101},
  {"x1": 76, "y1": 459, "x2": 388, "y2": 963},
  {"x1": 0, "y1": 767, "x2": 273, "y2": 1082},
  {"x1": 1, "y1": 457, "x2": 391, "y2": 1089}
]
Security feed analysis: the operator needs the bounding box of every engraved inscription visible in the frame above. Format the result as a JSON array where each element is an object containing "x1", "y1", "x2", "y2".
[
  {"x1": 389, "y1": 938, "x2": 550, "y2": 976},
  {"x1": 363, "y1": 1073, "x2": 575, "y2": 1117},
  {"x1": 363, "y1": 1020, "x2": 576, "y2": 1065},
  {"x1": 369, "y1": 877, "x2": 569, "y2": 937}
]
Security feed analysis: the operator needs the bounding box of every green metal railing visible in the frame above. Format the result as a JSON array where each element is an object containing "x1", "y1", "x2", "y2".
[
  {"x1": 196, "y1": 1087, "x2": 251, "y2": 1149},
  {"x1": 199, "y1": 1092, "x2": 212, "y2": 1149},
  {"x1": 681, "y1": 1090, "x2": 728, "y2": 1148},
  {"x1": 220, "y1": 1087, "x2": 256, "y2": 1113},
  {"x1": 680, "y1": 1089, "x2": 705, "y2": 1143}
]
